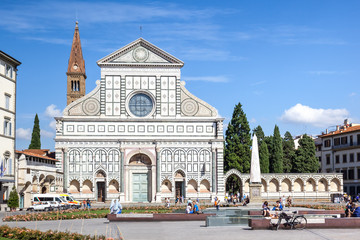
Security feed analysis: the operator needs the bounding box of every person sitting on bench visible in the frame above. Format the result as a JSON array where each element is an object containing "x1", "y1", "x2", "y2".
[{"x1": 352, "y1": 203, "x2": 360, "y2": 217}]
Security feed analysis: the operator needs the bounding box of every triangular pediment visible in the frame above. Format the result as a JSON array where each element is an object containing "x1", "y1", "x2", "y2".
[{"x1": 97, "y1": 38, "x2": 184, "y2": 67}]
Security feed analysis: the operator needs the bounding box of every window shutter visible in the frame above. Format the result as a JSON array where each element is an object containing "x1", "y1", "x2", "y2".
[{"x1": 9, "y1": 122, "x2": 11, "y2": 136}]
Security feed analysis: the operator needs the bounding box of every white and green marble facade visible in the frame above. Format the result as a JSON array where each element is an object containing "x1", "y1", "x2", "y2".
[{"x1": 55, "y1": 38, "x2": 225, "y2": 202}]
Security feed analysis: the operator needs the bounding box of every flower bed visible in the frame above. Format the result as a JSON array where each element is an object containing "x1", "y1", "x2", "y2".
[
  {"x1": 292, "y1": 204, "x2": 344, "y2": 210},
  {"x1": 2, "y1": 206, "x2": 199, "y2": 222},
  {"x1": 0, "y1": 225, "x2": 106, "y2": 240}
]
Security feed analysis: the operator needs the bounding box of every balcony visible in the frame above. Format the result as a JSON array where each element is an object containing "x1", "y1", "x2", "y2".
[{"x1": 332, "y1": 143, "x2": 360, "y2": 151}]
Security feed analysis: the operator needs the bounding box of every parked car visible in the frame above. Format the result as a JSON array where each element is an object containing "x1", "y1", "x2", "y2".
[
  {"x1": 32, "y1": 194, "x2": 71, "y2": 210},
  {"x1": 48, "y1": 201, "x2": 62, "y2": 210},
  {"x1": 60, "y1": 194, "x2": 81, "y2": 209},
  {"x1": 27, "y1": 201, "x2": 53, "y2": 212}
]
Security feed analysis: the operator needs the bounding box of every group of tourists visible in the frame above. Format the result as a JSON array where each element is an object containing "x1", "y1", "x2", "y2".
[
  {"x1": 186, "y1": 199, "x2": 201, "y2": 214},
  {"x1": 175, "y1": 195, "x2": 184, "y2": 204},
  {"x1": 345, "y1": 201, "x2": 360, "y2": 217},
  {"x1": 109, "y1": 199, "x2": 123, "y2": 214},
  {"x1": 82, "y1": 199, "x2": 91, "y2": 209},
  {"x1": 261, "y1": 196, "x2": 292, "y2": 217}
]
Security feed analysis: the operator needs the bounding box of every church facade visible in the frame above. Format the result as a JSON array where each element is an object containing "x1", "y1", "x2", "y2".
[{"x1": 54, "y1": 24, "x2": 225, "y2": 202}]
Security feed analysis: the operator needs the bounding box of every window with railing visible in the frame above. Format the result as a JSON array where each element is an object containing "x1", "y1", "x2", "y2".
[
  {"x1": 349, "y1": 169, "x2": 354, "y2": 180},
  {"x1": 334, "y1": 138, "x2": 340, "y2": 146},
  {"x1": 343, "y1": 154, "x2": 347, "y2": 163},
  {"x1": 341, "y1": 136, "x2": 348, "y2": 145},
  {"x1": 326, "y1": 155, "x2": 330, "y2": 165},
  {"x1": 324, "y1": 139, "x2": 331, "y2": 147},
  {"x1": 350, "y1": 153, "x2": 354, "y2": 162},
  {"x1": 342, "y1": 169, "x2": 348, "y2": 180},
  {"x1": 335, "y1": 155, "x2": 340, "y2": 164}
]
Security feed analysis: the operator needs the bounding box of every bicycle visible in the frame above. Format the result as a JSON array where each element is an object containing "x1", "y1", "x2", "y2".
[{"x1": 273, "y1": 211, "x2": 307, "y2": 230}]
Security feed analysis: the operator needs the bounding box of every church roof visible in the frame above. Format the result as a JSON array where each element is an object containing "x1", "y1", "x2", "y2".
[
  {"x1": 97, "y1": 38, "x2": 184, "y2": 67},
  {"x1": 67, "y1": 21, "x2": 86, "y2": 76}
]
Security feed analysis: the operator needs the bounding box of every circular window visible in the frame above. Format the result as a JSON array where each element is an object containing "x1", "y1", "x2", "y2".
[{"x1": 128, "y1": 93, "x2": 153, "y2": 117}]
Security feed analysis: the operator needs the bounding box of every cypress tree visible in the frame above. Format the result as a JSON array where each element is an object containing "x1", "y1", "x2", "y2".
[
  {"x1": 295, "y1": 134, "x2": 319, "y2": 173},
  {"x1": 224, "y1": 102, "x2": 251, "y2": 173},
  {"x1": 259, "y1": 140, "x2": 270, "y2": 173},
  {"x1": 28, "y1": 114, "x2": 41, "y2": 149},
  {"x1": 283, "y1": 131, "x2": 295, "y2": 173},
  {"x1": 253, "y1": 125, "x2": 265, "y2": 143},
  {"x1": 7, "y1": 186, "x2": 19, "y2": 210},
  {"x1": 271, "y1": 125, "x2": 283, "y2": 173}
]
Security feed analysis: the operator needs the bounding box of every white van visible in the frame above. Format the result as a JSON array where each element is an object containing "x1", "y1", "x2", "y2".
[{"x1": 32, "y1": 194, "x2": 70, "y2": 210}]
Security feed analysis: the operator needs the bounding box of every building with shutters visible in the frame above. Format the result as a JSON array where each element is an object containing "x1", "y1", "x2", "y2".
[
  {"x1": 0, "y1": 51, "x2": 20, "y2": 209},
  {"x1": 317, "y1": 119, "x2": 360, "y2": 197}
]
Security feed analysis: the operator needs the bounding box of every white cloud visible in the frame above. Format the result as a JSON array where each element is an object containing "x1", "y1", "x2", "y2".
[
  {"x1": 249, "y1": 118, "x2": 257, "y2": 123},
  {"x1": 41, "y1": 129, "x2": 54, "y2": 138},
  {"x1": 250, "y1": 80, "x2": 267, "y2": 86},
  {"x1": 350, "y1": 92, "x2": 356, "y2": 97},
  {"x1": 49, "y1": 120, "x2": 56, "y2": 130},
  {"x1": 45, "y1": 104, "x2": 62, "y2": 118},
  {"x1": 16, "y1": 128, "x2": 31, "y2": 140},
  {"x1": 280, "y1": 103, "x2": 349, "y2": 128},
  {"x1": 182, "y1": 76, "x2": 229, "y2": 83},
  {"x1": 307, "y1": 71, "x2": 345, "y2": 75}
]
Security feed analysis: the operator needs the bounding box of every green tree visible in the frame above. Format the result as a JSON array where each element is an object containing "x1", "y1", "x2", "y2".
[
  {"x1": 270, "y1": 125, "x2": 283, "y2": 173},
  {"x1": 259, "y1": 140, "x2": 270, "y2": 173},
  {"x1": 28, "y1": 113, "x2": 41, "y2": 149},
  {"x1": 224, "y1": 102, "x2": 251, "y2": 173},
  {"x1": 283, "y1": 131, "x2": 296, "y2": 173},
  {"x1": 252, "y1": 125, "x2": 265, "y2": 143},
  {"x1": 253, "y1": 125, "x2": 269, "y2": 173},
  {"x1": 7, "y1": 186, "x2": 19, "y2": 210},
  {"x1": 294, "y1": 134, "x2": 319, "y2": 173}
]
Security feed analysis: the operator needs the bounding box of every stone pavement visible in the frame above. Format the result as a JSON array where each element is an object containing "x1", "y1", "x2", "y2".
[{"x1": 1, "y1": 216, "x2": 359, "y2": 240}]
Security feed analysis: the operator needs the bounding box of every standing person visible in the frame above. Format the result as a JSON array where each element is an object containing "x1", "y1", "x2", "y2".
[
  {"x1": 166, "y1": 198, "x2": 170, "y2": 208},
  {"x1": 215, "y1": 197, "x2": 220, "y2": 210},
  {"x1": 86, "y1": 198, "x2": 91, "y2": 209},
  {"x1": 287, "y1": 196, "x2": 292, "y2": 208},
  {"x1": 82, "y1": 199, "x2": 86, "y2": 209}
]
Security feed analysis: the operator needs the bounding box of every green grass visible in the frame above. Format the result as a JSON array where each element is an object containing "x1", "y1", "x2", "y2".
[{"x1": 0, "y1": 237, "x2": 14, "y2": 240}]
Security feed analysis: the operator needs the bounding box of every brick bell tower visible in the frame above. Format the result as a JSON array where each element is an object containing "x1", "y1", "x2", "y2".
[{"x1": 66, "y1": 21, "x2": 86, "y2": 105}]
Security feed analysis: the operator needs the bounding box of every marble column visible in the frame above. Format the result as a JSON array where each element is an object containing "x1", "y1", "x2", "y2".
[
  {"x1": 62, "y1": 149, "x2": 67, "y2": 193},
  {"x1": 155, "y1": 146, "x2": 161, "y2": 202},
  {"x1": 119, "y1": 148, "x2": 125, "y2": 202},
  {"x1": 211, "y1": 148, "x2": 216, "y2": 193}
]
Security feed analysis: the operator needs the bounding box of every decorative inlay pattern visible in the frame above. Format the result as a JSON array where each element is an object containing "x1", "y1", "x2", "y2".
[
  {"x1": 181, "y1": 99, "x2": 199, "y2": 116},
  {"x1": 83, "y1": 98, "x2": 100, "y2": 115},
  {"x1": 133, "y1": 47, "x2": 149, "y2": 62}
]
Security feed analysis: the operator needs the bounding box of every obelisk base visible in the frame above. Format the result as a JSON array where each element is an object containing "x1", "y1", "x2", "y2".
[{"x1": 249, "y1": 183, "x2": 262, "y2": 204}]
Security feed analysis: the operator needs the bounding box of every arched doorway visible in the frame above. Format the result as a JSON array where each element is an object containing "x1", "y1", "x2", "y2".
[
  {"x1": 129, "y1": 154, "x2": 152, "y2": 202},
  {"x1": 174, "y1": 170, "x2": 185, "y2": 199},
  {"x1": 225, "y1": 174, "x2": 242, "y2": 197},
  {"x1": 95, "y1": 171, "x2": 106, "y2": 202}
]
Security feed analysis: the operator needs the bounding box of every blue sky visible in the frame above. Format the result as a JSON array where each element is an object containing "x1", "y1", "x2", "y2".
[{"x1": 1, "y1": 0, "x2": 359, "y2": 150}]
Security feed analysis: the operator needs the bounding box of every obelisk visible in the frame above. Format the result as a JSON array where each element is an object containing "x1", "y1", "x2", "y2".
[{"x1": 249, "y1": 134, "x2": 262, "y2": 203}]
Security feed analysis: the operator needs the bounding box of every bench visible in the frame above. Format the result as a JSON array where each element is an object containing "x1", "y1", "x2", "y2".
[
  {"x1": 107, "y1": 213, "x2": 215, "y2": 222},
  {"x1": 249, "y1": 217, "x2": 360, "y2": 229}
]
